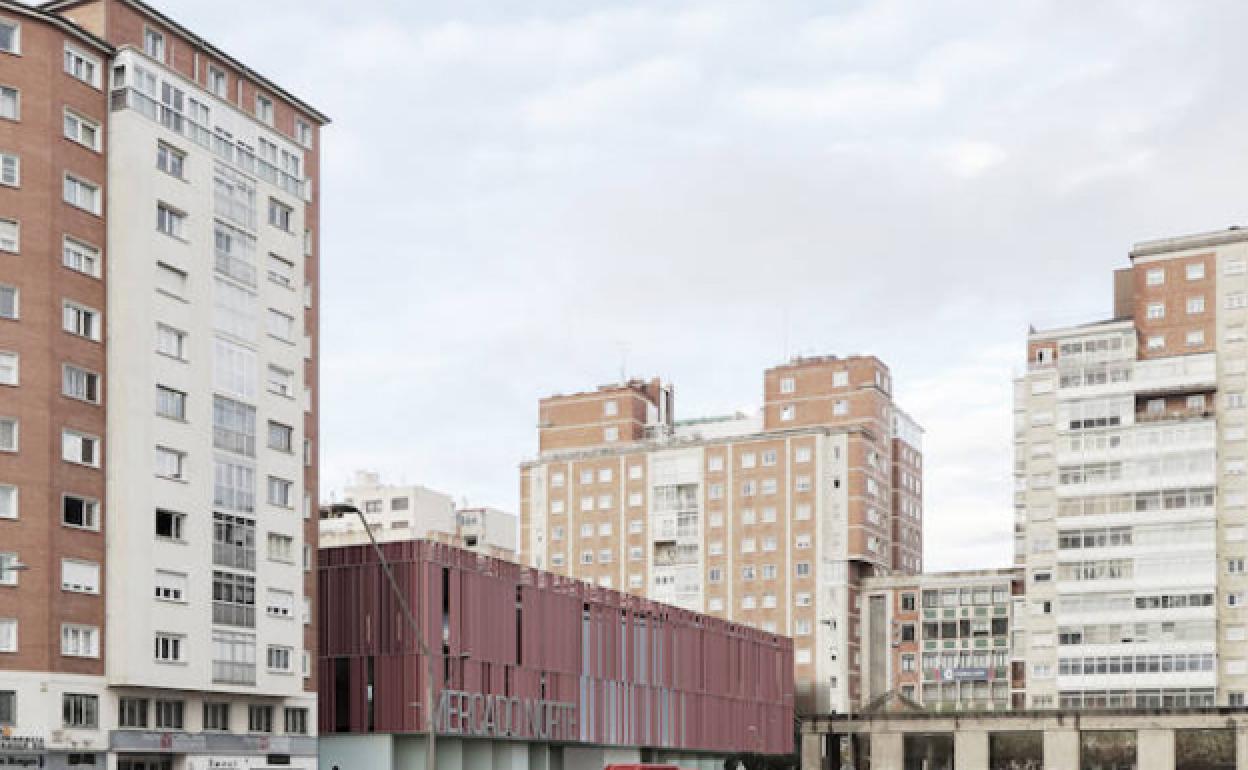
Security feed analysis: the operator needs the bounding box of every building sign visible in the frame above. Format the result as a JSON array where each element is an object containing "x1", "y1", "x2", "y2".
[
  {"x1": 938, "y1": 667, "x2": 990, "y2": 682},
  {"x1": 433, "y1": 690, "x2": 577, "y2": 741}
]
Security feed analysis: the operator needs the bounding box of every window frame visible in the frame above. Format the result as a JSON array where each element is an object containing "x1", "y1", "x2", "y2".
[
  {"x1": 0, "y1": 17, "x2": 20, "y2": 56},
  {"x1": 0, "y1": 150, "x2": 17, "y2": 187}
]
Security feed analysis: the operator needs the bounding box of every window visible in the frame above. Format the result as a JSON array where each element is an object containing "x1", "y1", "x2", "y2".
[
  {"x1": 62, "y1": 495, "x2": 98, "y2": 530},
  {"x1": 1147, "y1": 335, "x2": 1165, "y2": 351},
  {"x1": 63, "y1": 302, "x2": 100, "y2": 340},
  {"x1": 267, "y1": 477, "x2": 293, "y2": 508},
  {"x1": 1146, "y1": 267, "x2": 1165, "y2": 286},
  {"x1": 0, "y1": 418, "x2": 15, "y2": 452},
  {"x1": 268, "y1": 421, "x2": 293, "y2": 452},
  {"x1": 1187, "y1": 296, "x2": 1205, "y2": 314},
  {"x1": 156, "y1": 386, "x2": 187, "y2": 420},
  {"x1": 63, "y1": 110, "x2": 99, "y2": 150},
  {"x1": 154, "y1": 700, "x2": 184, "y2": 730},
  {"x1": 0, "y1": 151, "x2": 17, "y2": 187},
  {"x1": 0, "y1": 219, "x2": 14, "y2": 253},
  {"x1": 266, "y1": 589, "x2": 295, "y2": 618},
  {"x1": 781, "y1": 404, "x2": 795, "y2": 422},
  {"x1": 266, "y1": 645, "x2": 292, "y2": 673},
  {"x1": 604, "y1": 426, "x2": 619, "y2": 442},
  {"x1": 296, "y1": 120, "x2": 313, "y2": 148},
  {"x1": 61, "y1": 624, "x2": 99, "y2": 658},
  {"x1": 0, "y1": 352, "x2": 14, "y2": 386},
  {"x1": 61, "y1": 430, "x2": 99, "y2": 467},
  {"x1": 118, "y1": 697, "x2": 148, "y2": 729},
  {"x1": 154, "y1": 634, "x2": 185, "y2": 664},
  {"x1": 1187, "y1": 262, "x2": 1206, "y2": 280},
  {"x1": 157, "y1": 203, "x2": 185, "y2": 238},
  {"x1": 155, "y1": 509, "x2": 186, "y2": 540},
  {"x1": 795, "y1": 562, "x2": 811, "y2": 577},
  {"x1": 144, "y1": 26, "x2": 165, "y2": 59},
  {"x1": 0, "y1": 485, "x2": 14, "y2": 520},
  {"x1": 780, "y1": 377, "x2": 795, "y2": 394},
  {"x1": 0, "y1": 18, "x2": 18, "y2": 54},
  {"x1": 285, "y1": 707, "x2": 309, "y2": 735},
  {"x1": 255, "y1": 94, "x2": 274, "y2": 125},
  {"x1": 156, "y1": 141, "x2": 185, "y2": 178},
  {"x1": 1146, "y1": 302, "x2": 1165, "y2": 319},
  {"x1": 267, "y1": 253, "x2": 295, "y2": 289},
  {"x1": 62, "y1": 175, "x2": 99, "y2": 214},
  {"x1": 1187, "y1": 329, "x2": 1206, "y2": 346},
  {"x1": 157, "y1": 324, "x2": 187, "y2": 360},
  {"x1": 62, "y1": 237, "x2": 100, "y2": 277},
  {"x1": 197, "y1": 702, "x2": 231, "y2": 734},
  {"x1": 266, "y1": 309, "x2": 294, "y2": 342},
  {"x1": 155, "y1": 447, "x2": 186, "y2": 481},
  {"x1": 267, "y1": 365, "x2": 294, "y2": 398},
  {"x1": 213, "y1": 396, "x2": 256, "y2": 456},
  {"x1": 63, "y1": 45, "x2": 99, "y2": 87},
  {"x1": 63, "y1": 694, "x2": 97, "y2": 728},
  {"x1": 61, "y1": 559, "x2": 99, "y2": 594},
  {"x1": 154, "y1": 570, "x2": 186, "y2": 602},
  {"x1": 795, "y1": 446, "x2": 812, "y2": 463},
  {"x1": 833, "y1": 399, "x2": 849, "y2": 416},
  {"x1": 795, "y1": 502, "x2": 812, "y2": 521},
  {"x1": 268, "y1": 198, "x2": 292, "y2": 231},
  {"x1": 267, "y1": 533, "x2": 294, "y2": 563},
  {"x1": 0, "y1": 86, "x2": 16, "y2": 121},
  {"x1": 208, "y1": 66, "x2": 227, "y2": 97},
  {"x1": 0, "y1": 285, "x2": 16, "y2": 318}
]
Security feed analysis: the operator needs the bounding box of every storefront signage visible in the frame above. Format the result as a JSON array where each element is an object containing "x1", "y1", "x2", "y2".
[{"x1": 433, "y1": 690, "x2": 577, "y2": 741}]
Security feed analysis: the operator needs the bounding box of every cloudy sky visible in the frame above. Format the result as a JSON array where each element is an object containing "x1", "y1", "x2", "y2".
[{"x1": 154, "y1": 0, "x2": 1248, "y2": 570}]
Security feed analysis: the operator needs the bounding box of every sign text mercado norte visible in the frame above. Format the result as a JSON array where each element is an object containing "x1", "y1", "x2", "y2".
[{"x1": 433, "y1": 691, "x2": 578, "y2": 742}]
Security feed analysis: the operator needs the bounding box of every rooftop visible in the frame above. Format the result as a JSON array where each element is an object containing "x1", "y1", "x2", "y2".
[{"x1": 1130, "y1": 225, "x2": 1248, "y2": 260}]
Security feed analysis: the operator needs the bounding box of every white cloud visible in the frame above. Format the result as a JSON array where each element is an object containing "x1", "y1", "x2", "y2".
[{"x1": 937, "y1": 140, "x2": 1006, "y2": 179}]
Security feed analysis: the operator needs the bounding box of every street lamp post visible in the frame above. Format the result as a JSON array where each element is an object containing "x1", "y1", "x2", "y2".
[{"x1": 327, "y1": 503, "x2": 438, "y2": 769}]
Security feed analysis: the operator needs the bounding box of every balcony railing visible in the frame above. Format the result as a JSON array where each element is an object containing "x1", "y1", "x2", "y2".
[
  {"x1": 213, "y1": 427, "x2": 256, "y2": 458},
  {"x1": 213, "y1": 602, "x2": 256, "y2": 628},
  {"x1": 214, "y1": 249, "x2": 258, "y2": 288},
  {"x1": 112, "y1": 87, "x2": 307, "y2": 200}
]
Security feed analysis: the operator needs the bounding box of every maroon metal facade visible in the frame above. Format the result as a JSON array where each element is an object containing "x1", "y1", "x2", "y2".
[{"x1": 318, "y1": 541, "x2": 794, "y2": 755}]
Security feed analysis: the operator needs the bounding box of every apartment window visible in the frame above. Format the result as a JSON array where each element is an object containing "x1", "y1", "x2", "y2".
[
  {"x1": 154, "y1": 700, "x2": 184, "y2": 729},
  {"x1": 156, "y1": 141, "x2": 185, "y2": 178},
  {"x1": 0, "y1": 151, "x2": 16, "y2": 187},
  {"x1": 0, "y1": 219, "x2": 14, "y2": 254},
  {"x1": 0, "y1": 485, "x2": 14, "y2": 520},
  {"x1": 61, "y1": 430, "x2": 99, "y2": 467},
  {"x1": 1187, "y1": 295, "x2": 1206, "y2": 314},
  {"x1": 204, "y1": 703, "x2": 230, "y2": 732},
  {"x1": 208, "y1": 66, "x2": 227, "y2": 97},
  {"x1": 63, "y1": 44, "x2": 100, "y2": 87},
  {"x1": 1146, "y1": 301, "x2": 1165, "y2": 319},
  {"x1": 781, "y1": 404, "x2": 795, "y2": 422},
  {"x1": 268, "y1": 198, "x2": 292, "y2": 231},
  {"x1": 741, "y1": 595, "x2": 756, "y2": 610},
  {"x1": 155, "y1": 447, "x2": 186, "y2": 481},
  {"x1": 629, "y1": 519, "x2": 643, "y2": 534},
  {"x1": 157, "y1": 203, "x2": 185, "y2": 238},
  {"x1": 295, "y1": 119, "x2": 314, "y2": 148},
  {"x1": 63, "y1": 694, "x2": 97, "y2": 728},
  {"x1": 1146, "y1": 267, "x2": 1165, "y2": 286},
  {"x1": 255, "y1": 94, "x2": 274, "y2": 125},
  {"x1": 155, "y1": 509, "x2": 186, "y2": 540},
  {"x1": 708, "y1": 483, "x2": 723, "y2": 500},
  {"x1": 267, "y1": 533, "x2": 294, "y2": 563},
  {"x1": 597, "y1": 467, "x2": 612, "y2": 483},
  {"x1": 118, "y1": 697, "x2": 148, "y2": 728},
  {"x1": 628, "y1": 491, "x2": 642, "y2": 507},
  {"x1": 154, "y1": 634, "x2": 185, "y2": 664},
  {"x1": 833, "y1": 399, "x2": 849, "y2": 416},
  {"x1": 1147, "y1": 335, "x2": 1165, "y2": 350},
  {"x1": 154, "y1": 570, "x2": 187, "y2": 602},
  {"x1": 0, "y1": 86, "x2": 16, "y2": 121},
  {"x1": 1187, "y1": 262, "x2": 1206, "y2": 280},
  {"x1": 267, "y1": 253, "x2": 295, "y2": 289},
  {"x1": 267, "y1": 477, "x2": 293, "y2": 508},
  {"x1": 63, "y1": 302, "x2": 100, "y2": 340},
  {"x1": 742, "y1": 565, "x2": 756, "y2": 581},
  {"x1": 285, "y1": 707, "x2": 309, "y2": 735},
  {"x1": 796, "y1": 502, "x2": 812, "y2": 520},
  {"x1": 795, "y1": 475, "x2": 812, "y2": 492},
  {"x1": 156, "y1": 385, "x2": 187, "y2": 420},
  {"x1": 0, "y1": 352, "x2": 14, "y2": 386},
  {"x1": 266, "y1": 589, "x2": 295, "y2": 618},
  {"x1": 762, "y1": 536, "x2": 777, "y2": 552},
  {"x1": 143, "y1": 26, "x2": 165, "y2": 59},
  {"x1": 1, "y1": 622, "x2": 16, "y2": 654},
  {"x1": 795, "y1": 446, "x2": 812, "y2": 463},
  {"x1": 60, "y1": 359, "x2": 99, "y2": 399},
  {"x1": 266, "y1": 645, "x2": 292, "y2": 673},
  {"x1": 62, "y1": 495, "x2": 98, "y2": 530},
  {"x1": 1231, "y1": 559, "x2": 1246, "y2": 575},
  {"x1": 214, "y1": 396, "x2": 256, "y2": 456},
  {"x1": 267, "y1": 365, "x2": 294, "y2": 397},
  {"x1": 742, "y1": 481, "x2": 756, "y2": 497},
  {"x1": 62, "y1": 175, "x2": 99, "y2": 214},
  {"x1": 266, "y1": 309, "x2": 294, "y2": 342},
  {"x1": 0, "y1": 553, "x2": 16, "y2": 586},
  {"x1": 0, "y1": 18, "x2": 18, "y2": 54},
  {"x1": 61, "y1": 559, "x2": 99, "y2": 594},
  {"x1": 0, "y1": 418, "x2": 15, "y2": 452},
  {"x1": 780, "y1": 376, "x2": 795, "y2": 394},
  {"x1": 0, "y1": 285, "x2": 15, "y2": 319},
  {"x1": 1186, "y1": 329, "x2": 1206, "y2": 347},
  {"x1": 604, "y1": 426, "x2": 619, "y2": 442},
  {"x1": 62, "y1": 237, "x2": 100, "y2": 277},
  {"x1": 61, "y1": 624, "x2": 99, "y2": 658},
  {"x1": 156, "y1": 324, "x2": 187, "y2": 360},
  {"x1": 795, "y1": 562, "x2": 811, "y2": 577},
  {"x1": 742, "y1": 538, "x2": 756, "y2": 553},
  {"x1": 267, "y1": 421, "x2": 294, "y2": 453},
  {"x1": 63, "y1": 110, "x2": 99, "y2": 150}
]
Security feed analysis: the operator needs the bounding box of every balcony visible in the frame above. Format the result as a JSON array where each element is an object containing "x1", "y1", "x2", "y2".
[
  {"x1": 212, "y1": 660, "x2": 256, "y2": 686},
  {"x1": 213, "y1": 427, "x2": 256, "y2": 458},
  {"x1": 1134, "y1": 353, "x2": 1218, "y2": 396},
  {"x1": 213, "y1": 542, "x2": 256, "y2": 571},
  {"x1": 214, "y1": 249, "x2": 258, "y2": 288}
]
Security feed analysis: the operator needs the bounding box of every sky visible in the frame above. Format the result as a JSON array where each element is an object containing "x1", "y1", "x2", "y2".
[{"x1": 142, "y1": 0, "x2": 1248, "y2": 570}]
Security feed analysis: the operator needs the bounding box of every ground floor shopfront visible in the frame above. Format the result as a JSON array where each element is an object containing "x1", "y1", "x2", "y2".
[
  {"x1": 108, "y1": 732, "x2": 318, "y2": 770},
  {"x1": 801, "y1": 709, "x2": 1248, "y2": 770}
]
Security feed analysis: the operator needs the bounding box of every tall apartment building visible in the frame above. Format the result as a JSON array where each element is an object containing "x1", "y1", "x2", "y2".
[
  {"x1": 1014, "y1": 227, "x2": 1248, "y2": 711},
  {"x1": 318, "y1": 470, "x2": 519, "y2": 560},
  {"x1": 0, "y1": 1, "x2": 326, "y2": 767},
  {"x1": 519, "y1": 356, "x2": 924, "y2": 713}
]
